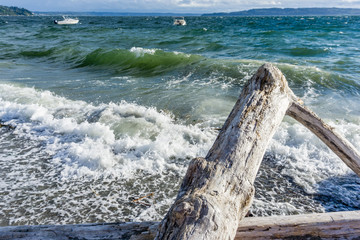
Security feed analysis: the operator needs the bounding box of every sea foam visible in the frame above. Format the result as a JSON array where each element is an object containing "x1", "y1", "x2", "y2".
[{"x1": 0, "y1": 83, "x2": 215, "y2": 178}]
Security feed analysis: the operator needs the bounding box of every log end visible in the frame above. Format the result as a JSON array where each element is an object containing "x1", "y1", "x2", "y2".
[
  {"x1": 256, "y1": 63, "x2": 286, "y2": 91},
  {"x1": 253, "y1": 63, "x2": 299, "y2": 103}
]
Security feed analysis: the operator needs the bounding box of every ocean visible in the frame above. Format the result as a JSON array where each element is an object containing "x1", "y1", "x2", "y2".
[{"x1": 0, "y1": 15, "x2": 359, "y2": 226}]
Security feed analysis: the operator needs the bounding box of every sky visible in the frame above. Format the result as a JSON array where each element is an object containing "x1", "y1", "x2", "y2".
[{"x1": 1, "y1": 0, "x2": 360, "y2": 13}]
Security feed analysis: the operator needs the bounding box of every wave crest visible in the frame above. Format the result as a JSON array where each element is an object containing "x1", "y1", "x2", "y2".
[{"x1": 77, "y1": 47, "x2": 203, "y2": 76}]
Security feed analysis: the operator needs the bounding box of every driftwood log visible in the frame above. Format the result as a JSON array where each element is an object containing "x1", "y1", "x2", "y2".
[
  {"x1": 235, "y1": 210, "x2": 360, "y2": 239},
  {"x1": 156, "y1": 63, "x2": 360, "y2": 239},
  {"x1": 1, "y1": 210, "x2": 360, "y2": 239}
]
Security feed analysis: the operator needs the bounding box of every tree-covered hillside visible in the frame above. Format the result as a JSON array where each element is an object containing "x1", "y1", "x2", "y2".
[
  {"x1": 0, "y1": 5, "x2": 33, "y2": 16},
  {"x1": 203, "y1": 8, "x2": 360, "y2": 16}
]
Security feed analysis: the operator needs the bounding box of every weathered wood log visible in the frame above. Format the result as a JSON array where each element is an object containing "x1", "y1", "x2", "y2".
[
  {"x1": 2, "y1": 211, "x2": 360, "y2": 240},
  {"x1": 236, "y1": 210, "x2": 360, "y2": 239},
  {"x1": 0, "y1": 221, "x2": 158, "y2": 240},
  {"x1": 156, "y1": 63, "x2": 360, "y2": 239},
  {"x1": 287, "y1": 101, "x2": 360, "y2": 177},
  {"x1": 156, "y1": 63, "x2": 296, "y2": 239}
]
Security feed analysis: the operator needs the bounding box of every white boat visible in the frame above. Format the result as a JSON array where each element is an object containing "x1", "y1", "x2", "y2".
[
  {"x1": 173, "y1": 17, "x2": 186, "y2": 26},
  {"x1": 54, "y1": 16, "x2": 79, "y2": 25}
]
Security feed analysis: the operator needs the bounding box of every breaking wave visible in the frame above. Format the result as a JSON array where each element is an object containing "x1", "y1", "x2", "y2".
[{"x1": 76, "y1": 47, "x2": 204, "y2": 76}]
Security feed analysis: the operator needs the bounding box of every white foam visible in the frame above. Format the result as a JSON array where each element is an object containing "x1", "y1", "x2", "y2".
[
  {"x1": 130, "y1": 47, "x2": 157, "y2": 57},
  {"x1": 0, "y1": 83, "x2": 216, "y2": 179},
  {"x1": 129, "y1": 47, "x2": 193, "y2": 59}
]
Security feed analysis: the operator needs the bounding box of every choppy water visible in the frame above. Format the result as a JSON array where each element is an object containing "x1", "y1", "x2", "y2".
[{"x1": 0, "y1": 15, "x2": 360, "y2": 226}]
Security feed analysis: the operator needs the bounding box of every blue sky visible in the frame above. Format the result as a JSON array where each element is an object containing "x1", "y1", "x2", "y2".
[{"x1": 2, "y1": 0, "x2": 360, "y2": 13}]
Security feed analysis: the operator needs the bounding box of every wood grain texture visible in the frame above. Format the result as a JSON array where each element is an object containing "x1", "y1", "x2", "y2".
[
  {"x1": 236, "y1": 210, "x2": 360, "y2": 239},
  {"x1": 2, "y1": 211, "x2": 360, "y2": 240},
  {"x1": 0, "y1": 221, "x2": 158, "y2": 240}
]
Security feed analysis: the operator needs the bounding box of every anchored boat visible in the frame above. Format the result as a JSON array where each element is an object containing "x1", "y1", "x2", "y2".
[
  {"x1": 173, "y1": 17, "x2": 186, "y2": 26},
  {"x1": 54, "y1": 16, "x2": 79, "y2": 25}
]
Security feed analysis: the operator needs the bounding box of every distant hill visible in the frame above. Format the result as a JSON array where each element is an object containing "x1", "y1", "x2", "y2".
[
  {"x1": 203, "y1": 7, "x2": 360, "y2": 16},
  {"x1": 0, "y1": 5, "x2": 33, "y2": 16}
]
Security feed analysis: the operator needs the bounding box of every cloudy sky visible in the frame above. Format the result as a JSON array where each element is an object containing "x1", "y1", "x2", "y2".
[{"x1": 2, "y1": 0, "x2": 360, "y2": 13}]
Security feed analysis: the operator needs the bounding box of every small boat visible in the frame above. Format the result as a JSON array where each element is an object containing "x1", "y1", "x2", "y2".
[
  {"x1": 173, "y1": 17, "x2": 186, "y2": 26},
  {"x1": 54, "y1": 16, "x2": 79, "y2": 25}
]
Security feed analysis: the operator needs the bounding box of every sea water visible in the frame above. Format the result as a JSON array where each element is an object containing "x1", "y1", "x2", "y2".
[{"x1": 0, "y1": 15, "x2": 359, "y2": 226}]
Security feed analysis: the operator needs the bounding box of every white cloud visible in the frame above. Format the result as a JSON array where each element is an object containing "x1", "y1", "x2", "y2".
[{"x1": 176, "y1": 0, "x2": 214, "y2": 8}]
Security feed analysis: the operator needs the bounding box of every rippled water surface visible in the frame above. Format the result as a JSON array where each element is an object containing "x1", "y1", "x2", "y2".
[{"x1": 0, "y1": 16, "x2": 360, "y2": 226}]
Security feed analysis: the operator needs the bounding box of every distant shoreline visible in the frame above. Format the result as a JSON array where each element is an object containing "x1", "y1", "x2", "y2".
[
  {"x1": 202, "y1": 7, "x2": 360, "y2": 17},
  {"x1": 0, "y1": 5, "x2": 33, "y2": 16},
  {"x1": 3, "y1": 7, "x2": 360, "y2": 17}
]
